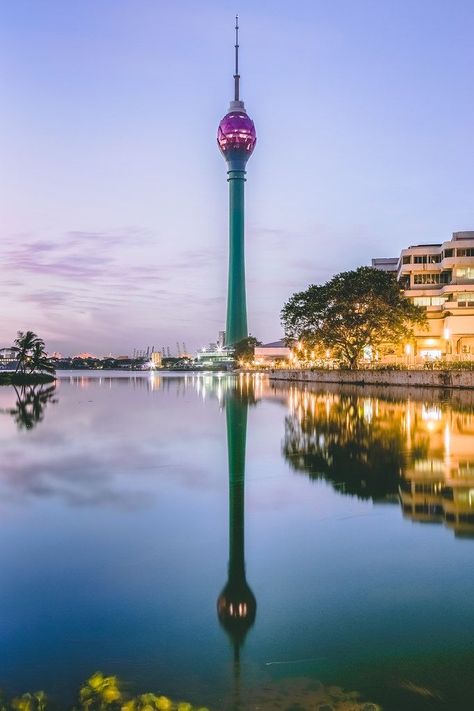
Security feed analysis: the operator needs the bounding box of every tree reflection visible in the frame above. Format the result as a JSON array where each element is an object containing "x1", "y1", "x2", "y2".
[
  {"x1": 283, "y1": 389, "x2": 428, "y2": 500},
  {"x1": 1, "y1": 384, "x2": 57, "y2": 430}
]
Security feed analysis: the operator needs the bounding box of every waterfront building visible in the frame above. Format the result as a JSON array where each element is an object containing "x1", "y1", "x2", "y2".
[
  {"x1": 254, "y1": 340, "x2": 291, "y2": 366},
  {"x1": 195, "y1": 332, "x2": 235, "y2": 368},
  {"x1": 0, "y1": 347, "x2": 18, "y2": 371},
  {"x1": 371, "y1": 257, "x2": 398, "y2": 273},
  {"x1": 151, "y1": 351, "x2": 162, "y2": 367},
  {"x1": 217, "y1": 17, "x2": 256, "y2": 347},
  {"x1": 374, "y1": 231, "x2": 474, "y2": 359}
]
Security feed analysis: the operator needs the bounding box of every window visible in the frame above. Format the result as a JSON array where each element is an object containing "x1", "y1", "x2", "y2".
[
  {"x1": 456, "y1": 292, "x2": 474, "y2": 307},
  {"x1": 402, "y1": 255, "x2": 411, "y2": 264},
  {"x1": 413, "y1": 272, "x2": 450, "y2": 285},
  {"x1": 413, "y1": 296, "x2": 447, "y2": 306},
  {"x1": 444, "y1": 248, "x2": 454, "y2": 258},
  {"x1": 414, "y1": 254, "x2": 441, "y2": 264},
  {"x1": 456, "y1": 267, "x2": 474, "y2": 279},
  {"x1": 457, "y1": 248, "x2": 474, "y2": 257}
]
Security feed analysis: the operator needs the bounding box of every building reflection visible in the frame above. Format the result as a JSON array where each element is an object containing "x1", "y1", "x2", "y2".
[
  {"x1": 281, "y1": 384, "x2": 474, "y2": 538},
  {"x1": 216, "y1": 377, "x2": 257, "y2": 707}
]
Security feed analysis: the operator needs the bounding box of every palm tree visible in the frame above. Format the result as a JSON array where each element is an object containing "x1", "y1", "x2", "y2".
[
  {"x1": 29, "y1": 340, "x2": 56, "y2": 374},
  {"x1": 13, "y1": 330, "x2": 42, "y2": 373}
]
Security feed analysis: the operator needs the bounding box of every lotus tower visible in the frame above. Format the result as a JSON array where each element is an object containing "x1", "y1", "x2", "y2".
[{"x1": 217, "y1": 17, "x2": 257, "y2": 347}]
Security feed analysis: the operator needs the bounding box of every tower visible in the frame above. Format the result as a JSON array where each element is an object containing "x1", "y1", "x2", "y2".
[{"x1": 217, "y1": 17, "x2": 257, "y2": 347}]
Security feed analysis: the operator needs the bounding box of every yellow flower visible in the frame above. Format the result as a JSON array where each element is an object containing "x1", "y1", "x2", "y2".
[
  {"x1": 177, "y1": 704, "x2": 192, "y2": 711},
  {"x1": 88, "y1": 673, "x2": 104, "y2": 691},
  {"x1": 102, "y1": 687, "x2": 121, "y2": 703},
  {"x1": 121, "y1": 701, "x2": 136, "y2": 711},
  {"x1": 155, "y1": 698, "x2": 172, "y2": 710}
]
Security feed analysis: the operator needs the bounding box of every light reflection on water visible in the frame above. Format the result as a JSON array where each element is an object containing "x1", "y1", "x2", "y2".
[{"x1": 0, "y1": 372, "x2": 473, "y2": 710}]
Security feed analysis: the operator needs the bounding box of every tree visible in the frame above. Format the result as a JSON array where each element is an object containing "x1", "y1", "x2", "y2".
[
  {"x1": 13, "y1": 331, "x2": 43, "y2": 373},
  {"x1": 232, "y1": 336, "x2": 262, "y2": 365},
  {"x1": 281, "y1": 267, "x2": 426, "y2": 368},
  {"x1": 12, "y1": 331, "x2": 56, "y2": 375},
  {"x1": 29, "y1": 341, "x2": 56, "y2": 375}
]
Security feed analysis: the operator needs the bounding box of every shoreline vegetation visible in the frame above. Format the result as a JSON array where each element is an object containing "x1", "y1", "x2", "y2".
[
  {"x1": 0, "y1": 331, "x2": 57, "y2": 387},
  {"x1": 0, "y1": 372, "x2": 56, "y2": 386},
  {"x1": 0, "y1": 671, "x2": 382, "y2": 711}
]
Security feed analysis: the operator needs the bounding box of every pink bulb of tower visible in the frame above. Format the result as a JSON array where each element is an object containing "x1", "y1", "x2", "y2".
[{"x1": 217, "y1": 111, "x2": 257, "y2": 158}]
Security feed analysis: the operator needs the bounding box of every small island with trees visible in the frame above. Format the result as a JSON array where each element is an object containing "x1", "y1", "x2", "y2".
[{"x1": 0, "y1": 330, "x2": 56, "y2": 386}]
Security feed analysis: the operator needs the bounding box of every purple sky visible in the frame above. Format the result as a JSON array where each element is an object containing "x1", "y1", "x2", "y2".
[{"x1": 2, "y1": 0, "x2": 474, "y2": 355}]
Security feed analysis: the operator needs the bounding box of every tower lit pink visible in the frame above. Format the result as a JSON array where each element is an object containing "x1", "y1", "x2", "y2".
[{"x1": 217, "y1": 111, "x2": 256, "y2": 157}]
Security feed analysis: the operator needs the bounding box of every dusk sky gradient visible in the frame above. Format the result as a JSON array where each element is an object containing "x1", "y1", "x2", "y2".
[{"x1": 2, "y1": 0, "x2": 474, "y2": 354}]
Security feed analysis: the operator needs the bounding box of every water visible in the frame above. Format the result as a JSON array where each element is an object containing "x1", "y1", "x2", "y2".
[{"x1": 1, "y1": 372, "x2": 474, "y2": 710}]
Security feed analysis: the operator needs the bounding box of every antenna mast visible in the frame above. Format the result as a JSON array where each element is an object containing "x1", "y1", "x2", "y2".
[{"x1": 234, "y1": 15, "x2": 240, "y2": 102}]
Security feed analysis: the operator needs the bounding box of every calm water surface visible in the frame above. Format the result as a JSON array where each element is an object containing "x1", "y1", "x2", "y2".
[{"x1": 0, "y1": 372, "x2": 474, "y2": 710}]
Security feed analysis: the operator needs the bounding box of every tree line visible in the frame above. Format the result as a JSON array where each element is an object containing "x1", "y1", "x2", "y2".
[{"x1": 281, "y1": 266, "x2": 426, "y2": 369}]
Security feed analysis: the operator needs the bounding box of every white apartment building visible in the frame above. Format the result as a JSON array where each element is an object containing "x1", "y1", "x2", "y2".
[{"x1": 375, "y1": 231, "x2": 474, "y2": 359}]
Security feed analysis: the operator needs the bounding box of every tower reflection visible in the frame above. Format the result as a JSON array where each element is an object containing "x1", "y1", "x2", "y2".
[{"x1": 217, "y1": 377, "x2": 256, "y2": 706}]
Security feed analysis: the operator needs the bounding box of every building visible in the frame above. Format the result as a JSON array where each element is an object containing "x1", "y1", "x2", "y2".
[
  {"x1": 0, "y1": 347, "x2": 18, "y2": 371},
  {"x1": 254, "y1": 340, "x2": 291, "y2": 365},
  {"x1": 371, "y1": 257, "x2": 398, "y2": 273},
  {"x1": 217, "y1": 17, "x2": 256, "y2": 346},
  {"x1": 375, "y1": 231, "x2": 474, "y2": 359},
  {"x1": 151, "y1": 352, "x2": 162, "y2": 368},
  {"x1": 195, "y1": 332, "x2": 235, "y2": 368}
]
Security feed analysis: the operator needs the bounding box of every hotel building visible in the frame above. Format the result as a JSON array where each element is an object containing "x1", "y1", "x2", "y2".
[{"x1": 374, "y1": 230, "x2": 474, "y2": 359}]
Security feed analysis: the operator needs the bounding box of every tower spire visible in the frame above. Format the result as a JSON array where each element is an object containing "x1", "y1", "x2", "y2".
[{"x1": 234, "y1": 15, "x2": 240, "y2": 102}]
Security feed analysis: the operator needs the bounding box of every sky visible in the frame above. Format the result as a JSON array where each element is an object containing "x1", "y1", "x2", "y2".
[{"x1": 2, "y1": 0, "x2": 474, "y2": 355}]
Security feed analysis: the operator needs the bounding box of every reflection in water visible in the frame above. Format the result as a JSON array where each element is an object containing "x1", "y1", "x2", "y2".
[
  {"x1": 282, "y1": 384, "x2": 474, "y2": 537},
  {"x1": 217, "y1": 378, "x2": 256, "y2": 709},
  {"x1": 0, "y1": 384, "x2": 57, "y2": 430}
]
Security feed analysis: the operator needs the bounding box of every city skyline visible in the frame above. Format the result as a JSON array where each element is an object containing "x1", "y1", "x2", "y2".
[{"x1": 3, "y1": 0, "x2": 474, "y2": 353}]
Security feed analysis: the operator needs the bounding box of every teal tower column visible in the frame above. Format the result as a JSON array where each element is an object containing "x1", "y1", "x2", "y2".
[
  {"x1": 217, "y1": 379, "x2": 256, "y2": 664},
  {"x1": 217, "y1": 17, "x2": 257, "y2": 347}
]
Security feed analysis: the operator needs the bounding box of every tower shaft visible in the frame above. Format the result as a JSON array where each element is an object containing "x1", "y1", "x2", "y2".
[
  {"x1": 226, "y1": 393, "x2": 247, "y2": 578},
  {"x1": 226, "y1": 168, "x2": 248, "y2": 345}
]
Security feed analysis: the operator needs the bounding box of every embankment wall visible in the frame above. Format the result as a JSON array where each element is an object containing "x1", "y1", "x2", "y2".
[{"x1": 266, "y1": 369, "x2": 474, "y2": 389}]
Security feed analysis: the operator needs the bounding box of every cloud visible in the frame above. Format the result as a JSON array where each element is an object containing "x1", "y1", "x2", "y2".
[{"x1": 20, "y1": 290, "x2": 69, "y2": 307}]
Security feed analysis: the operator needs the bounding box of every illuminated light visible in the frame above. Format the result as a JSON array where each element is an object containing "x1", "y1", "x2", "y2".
[
  {"x1": 405, "y1": 343, "x2": 412, "y2": 355},
  {"x1": 363, "y1": 345, "x2": 373, "y2": 360},
  {"x1": 426, "y1": 339, "x2": 436, "y2": 347},
  {"x1": 444, "y1": 327, "x2": 450, "y2": 339},
  {"x1": 444, "y1": 422, "x2": 451, "y2": 458},
  {"x1": 422, "y1": 405, "x2": 442, "y2": 422}
]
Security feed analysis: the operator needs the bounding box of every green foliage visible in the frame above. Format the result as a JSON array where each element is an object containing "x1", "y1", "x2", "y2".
[
  {"x1": 0, "y1": 673, "x2": 210, "y2": 711},
  {"x1": 232, "y1": 336, "x2": 262, "y2": 363},
  {"x1": 0, "y1": 373, "x2": 55, "y2": 386},
  {"x1": 281, "y1": 267, "x2": 426, "y2": 369},
  {"x1": 12, "y1": 331, "x2": 56, "y2": 376}
]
